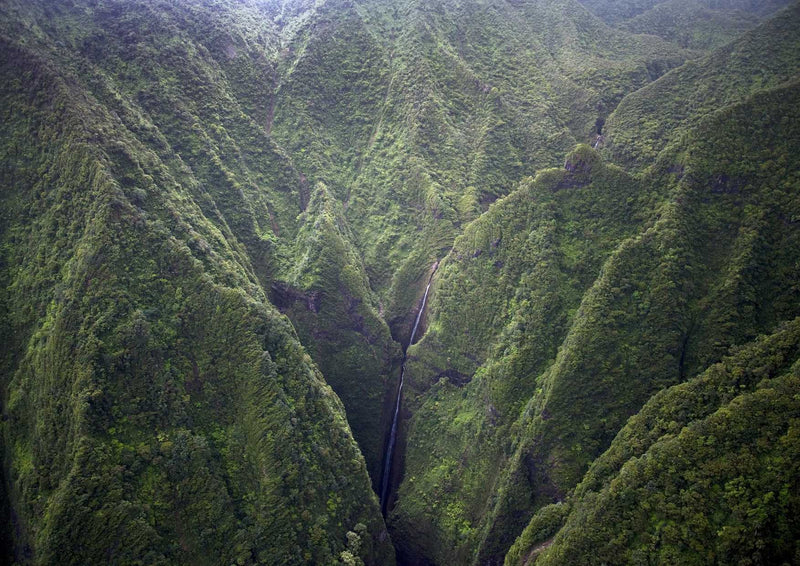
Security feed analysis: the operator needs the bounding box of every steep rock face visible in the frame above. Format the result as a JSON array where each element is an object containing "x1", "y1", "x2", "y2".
[{"x1": 0, "y1": 3, "x2": 393, "y2": 564}]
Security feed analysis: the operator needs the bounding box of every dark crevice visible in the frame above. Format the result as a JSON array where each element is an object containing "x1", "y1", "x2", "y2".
[
  {"x1": 595, "y1": 116, "x2": 605, "y2": 135},
  {"x1": 379, "y1": 262, "x2": 438, "y2": 516}
]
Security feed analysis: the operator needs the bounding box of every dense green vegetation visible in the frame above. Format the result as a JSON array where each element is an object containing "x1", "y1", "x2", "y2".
[
  {"x1": 578, "y1": 0, "x2": 791, "y2": 27},
  {"x1": 1, "y1": 0, "x2": 799, "y2": 564},
  {"x1": 497, "y1": 75, "x2": 800, "y2": 564},
  {"x1": 509, "y1": 318, "x2": 800, "y2": 565},
  {"x1": 0, "y1": 1, "x2": 394, "y2": 563},
  {"x1": 276, "y1": 182, "x2": 403, "y2": 483},
  {"x1": 266, "y1": 0, "x2": 691, "y2": 336},
  {"x1": 603, "y1": 1, "x2": 800, "y2": 168},
  {"x1": 391, "y1": 9, "x2": 800, "y2": 564}
]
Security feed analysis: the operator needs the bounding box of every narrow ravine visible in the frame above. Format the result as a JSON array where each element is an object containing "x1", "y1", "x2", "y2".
[{"x1": 380, "y1": 263, "x2": 438, "y2": 515}]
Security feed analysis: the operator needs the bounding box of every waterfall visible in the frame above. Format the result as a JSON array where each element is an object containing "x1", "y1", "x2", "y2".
[
  {"x1": 379, "y1": 267, "x2": 436, "y2": 515},
  {"x1": 379, "y1": 367, "x2": 405, "y2": 515}
]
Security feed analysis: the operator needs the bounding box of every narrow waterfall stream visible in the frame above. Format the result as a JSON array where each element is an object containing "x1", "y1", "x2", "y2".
[{"x1": 380, "y1": 266, "x2": 437, "y2": 515}]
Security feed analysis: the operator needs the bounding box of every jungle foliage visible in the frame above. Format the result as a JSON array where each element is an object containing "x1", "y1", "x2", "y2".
[
  {"x1": 391, "y1": 7, "x2": 800, "y2": 564},
  {"x1": 1, "y1": 0, "x2": 799, "y2": 564}
]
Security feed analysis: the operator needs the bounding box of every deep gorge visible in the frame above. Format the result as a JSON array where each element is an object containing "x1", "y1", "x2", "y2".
[
  {"x1": 1, "y1": 0, "x2": 800, "y2": 564},
  {"x1": 380, "y1": 261, "x2": 438, "y2": 517}
]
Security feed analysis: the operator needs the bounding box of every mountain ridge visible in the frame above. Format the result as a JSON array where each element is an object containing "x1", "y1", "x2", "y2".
[{"x1": 1, "y1": 0, "x2": 799, "y2": 564}]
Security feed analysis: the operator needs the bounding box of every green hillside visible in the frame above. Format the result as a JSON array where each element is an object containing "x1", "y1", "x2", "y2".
[
  {"x1": 603, "y1": 1, "x2": 800, "y2": 169},
  {"x1": 578, "y1": 0, "x2": 792, "y2": 27},
  {"x1": 1, "y1": 0, "x2": 799, "y2": 564},
  {"x1": 508, "y1": 317, "x2": 800, "y2": 565},
  {"x1": 0, "y1": 1, "x2": 393, "y2": 563},
  {"x1": 503, "y1": 77, "x2": 800, "y2": 565},
  {"x1": 391, "y1": 146, "x2": 652, "y2": 564},
  {"x1": 264, "y1": 0, "x2": 689, "y2": 345},
  {"x1": 391, "y1": 17, "x2": 800, "y2": 565},
  {"x1": 620, "y1": 0, "x2": 761, "y2": 50}
]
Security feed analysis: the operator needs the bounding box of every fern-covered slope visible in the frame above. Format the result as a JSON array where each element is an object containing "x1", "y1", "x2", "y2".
[
  {"x1": 267, "y1": 0, "x2": 690, "y2": 339},
  {"x1": 500, "y1": 76, "x2": 800, "y2": 566},
  {"x1": 509, "y1": 318, "x2": 800, "y2": 565}
]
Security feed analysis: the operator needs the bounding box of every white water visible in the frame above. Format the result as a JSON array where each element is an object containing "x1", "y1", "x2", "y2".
[{"x1": 379, "y1": 276, "x2": 434, "y2": 515}]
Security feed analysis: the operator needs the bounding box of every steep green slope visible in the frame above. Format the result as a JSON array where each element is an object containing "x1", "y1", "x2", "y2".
[
  {"x1": 272, "y1": 182, "x2": 403, "y2": 484},
  {"x1": 509, "y1": 318, "x2": 800, "y2": 565},
  {"x1": 0, "y1": 0, "x2": 404, "y2": 484},
  {"x1": 3, "y1": 0, "x2": 800, "y2": 564},
  {"x1": 391, "y1": 43, "x2": 800, "y2": 565},
  {"x1": 620, "y1": 0, "x2": 760, "y2": 50},
  {"x1": 266, "y1": 0, "x2": 689, "y2": 340},
  {"x1": 488, "y1": 77, "x2": 800, "y2": 563},
  {"x1": 603, "y1": 1, "x2": 800, "y2": 169},
  {"x1": 578, "y1": 0, "x2": 791, "y2": 27},
  {"x1": 509, "y1": 76, "x2": 800, "y2": 564},
  {"x1": 22, "y1": 0, "x2": 687, "y2": 491},
  {"x1": 0, "y1": 3, "x2": 394, "y2": 564},
  {"x1": 390, "y1": 147, "x2": 652, "y2": 564},
  {"x1": 577, "y1": 0, "x2": 681, "y2": 24}
]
